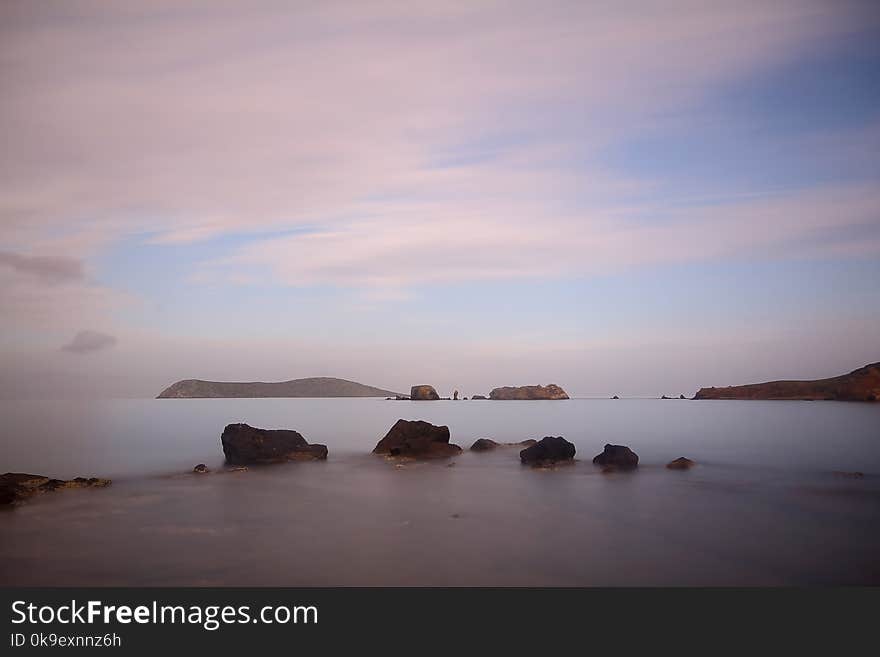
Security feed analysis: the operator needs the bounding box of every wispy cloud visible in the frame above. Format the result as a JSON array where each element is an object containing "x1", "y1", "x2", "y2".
[
  {"x1": 61, "y1": 330, "x2": 118, "y2": 354},
  {"x1": 0, "y1": 251, "x2": 84, "y2": 285}
]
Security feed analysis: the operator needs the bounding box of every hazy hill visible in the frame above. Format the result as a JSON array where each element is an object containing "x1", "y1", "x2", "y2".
[
  {"x1": 157, "y1": 377, "x2": 401, "y2": 399},
  {"x1": 694, "y1": 362, "x2": 879, "y2": 401}
]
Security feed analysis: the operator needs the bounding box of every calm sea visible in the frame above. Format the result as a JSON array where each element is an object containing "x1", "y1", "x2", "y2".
[{"x1": 1, "y1": 398, "x2": 878, "y2": 585}]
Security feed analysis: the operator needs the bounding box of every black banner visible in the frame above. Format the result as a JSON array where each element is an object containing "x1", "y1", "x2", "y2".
[{"x1": 1, "y1": 588, "x2": 877, "y2": 652}]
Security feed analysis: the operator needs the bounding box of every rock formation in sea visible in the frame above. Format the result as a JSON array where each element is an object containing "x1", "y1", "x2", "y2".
[
  {"x1": 666, "y1": 457, "x2": 696, "y2": 470},
  {"x1": 453, "y1": 390, "x2": 459, "y2": 400},
  {"x1": 1, "y1": 472, "x2": 111, "y2": 506},
  {"x1": 220, "y1": 423, "x2": 328, "y2": 465},
  {"x1": 489, "y1": 384, "x2": 569, "y2": 400},
  {"x1": 693, "y1": 362, "x2": 880, "y2": 401},
  {"x1": 519, "y1": 436, "x2": 576, "y2": 465},
  {"x1": 592, "y1": 444, "x2": 639, "y2": 469},
  {"x1": 192, "y1": 463, "x2": 210, "y2": 474},
  {"x1": 372, "y1": 419, "x2": 462, "y2": 458},
  {"x1": 157, "y1": 376, "x2": 401, "y2": 399},
  {"x1": 410, "y1": 385, "x2": 440, "y2": 401},
  {"x1": 471, "y1": 394, "x2": 487, "y2": 400},
  {"x1": 470, "y1": 438, "x2": 537, "y2": 452}
]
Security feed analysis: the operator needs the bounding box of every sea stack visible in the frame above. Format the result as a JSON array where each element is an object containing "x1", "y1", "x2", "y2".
[{"x1": 410, "y1": 385, "x2": 440, "y2": 401}]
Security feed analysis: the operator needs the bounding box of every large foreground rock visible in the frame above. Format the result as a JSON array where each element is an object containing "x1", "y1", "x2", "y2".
[
  {"x1": 592, "y1": 444, "x2": 639, "y2": 469},
  {"x1": 470, "y1": 438, "x2": 537, "y2": 452},
  {"x1": 519, "y1": 436, "x2": 576, "y2": 465},
  {"x1": 410, "y1": 385, "x2": 440, "y2": 401},
  {"x1": 489, "y1": 384, "x2": 569, "y2": 400},
  {"x1": 373, "y1": 419, "x2": 462, "y2": 458},
  {"x1": 221, "y1": 423, "x2": 328, "y2": 465},
  {"x1": 1, "y1": 472, "x2": 111, "y2": 506}
]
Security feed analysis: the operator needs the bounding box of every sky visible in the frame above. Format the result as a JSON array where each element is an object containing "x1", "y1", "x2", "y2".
[{"x1": 1, "y1": 0, "x2": 879, "y2": 399}]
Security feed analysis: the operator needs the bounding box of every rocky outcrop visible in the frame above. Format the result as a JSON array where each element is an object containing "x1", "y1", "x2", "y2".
[
  {"x1": 666, "y1": 457, "x2": 696, "y2": 470},
  {"x1": 470, "y1": 438, "x2": 537, "y2": 452},
  {"x1": 592, "y1": 444, "x2": 639, "y2": 469},
  {"x1": 1, "y1": 472, "x2": 111, "y2": 506},
  {"x1": 410, "y1": 385, "x2": 440, "y2": 401},
  {"x1": 157, "y1": 377, "x2": 401, "y2": 399},
  {"x1": 489, "y1": 384, "x2": 569, "y2": 400},
  {"x1": 220, "y1": 423, "x2": 328, "y2": 465},
  {"x1": 453, "y1": 390, "x2": 459, "y2": 400},
  {"x1": 192, "y1": 464, "x2": 210, "y2": 474},
  {"x1": 519, "y1": 436, "x2": 576, "y2": 465},
  {"x1": 693, "y1": 362, "x2": 880, "y2": 402},
  {"x1": 471, "y1": 394, "x2": 487, "y2": 400},
  {"x1": 372, "y1": 419, "x2": 461, "y2": 458}
]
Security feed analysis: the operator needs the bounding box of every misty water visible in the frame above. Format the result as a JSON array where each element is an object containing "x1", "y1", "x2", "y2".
[{"x1": 1, "y1": 398, "x2": 878, "y2": 586}]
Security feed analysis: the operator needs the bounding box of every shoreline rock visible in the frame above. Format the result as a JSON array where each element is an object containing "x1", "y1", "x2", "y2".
[
  {"x1": 221, "y1": 423, "x2": 328, "y2": 465},
  {"x1": 1, "y1": 472, "x2": 111, "y2": 506},
  {"x1": 519, "y1": 436, "x2": 575, "y2": 466},
  {"x1": 489, "y1": 384, "x2": 569, "y2": 400},
  {"x1": 373, "y1": 419, "x2": 462, "y2": 458},
  {"x1": 666, "y1": 457, "x2": 696, "y2": 470},
  {"x1": 592, "y1": 444, "x2": 639, "y2": 469}
]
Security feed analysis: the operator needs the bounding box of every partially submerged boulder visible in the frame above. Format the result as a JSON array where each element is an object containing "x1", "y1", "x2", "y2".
[
  {"x1": 666, "y1": 457, "x2": 696, "y2": 470},
  {"x1": 373, "y1": 419, "x2": 461, "y2": 458},
  {"x1": 592, "y1": 444, "x2": 639, "y2": 469},
  {"x1": 470, "y1": 438, "x2": 537, "y2": 452},
  {"x1": 471, "y1": 394, "x2": 487, "y2": 400},
  {"x1": 519, "y1": 436, "x2": 576, "y2": 466},
  {"x1": 1, "y1": 472, "x2": 111, "y2": 506},
  {"x1": 489, "y1": 384, "x2": 569, "y2": 400},
  {"x1": 410, "y1": 385, "x2": 440, "y2": 401},
  {"x1": 221, "y1": 423, "x2": 328, "y2": 465},
  {"x1": 192, "y1": 463, "x2": 210, "y2": 474}
]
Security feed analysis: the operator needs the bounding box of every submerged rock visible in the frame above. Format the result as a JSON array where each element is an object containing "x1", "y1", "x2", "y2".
[
  {"x1": 220, "y1": 423, "x2": 328, "y2": 465},
  {"x1": 1, "y1": 472, "x2": 111, "y2": 506},
  {"x1": 192, "y1": 463, "x2": 210, "y2": 474},
  {"x1": 373, "y1": 419, "x2": 461, "y2": 458},
  {"x1": 470, "y1": 438, "x2": 537, "y2": 452},
  {"x1": 490, "y1": 384, "x2": 569, "y2": 400},
  {"x1": 410, "y1": 385, "x2": 440, "y2": 401},
  {"x1": 592, "y1": 444, "x2": 639, "y2": 469},
  {"x1": 519, "y1": 436, "x2": 576, "y2": 466},
  {"x1": 611, "y1": 395, "x2": 620, "y2": 399},
  {"x1": 666, "y1": 457, "x2": 696, "y2": 470}
]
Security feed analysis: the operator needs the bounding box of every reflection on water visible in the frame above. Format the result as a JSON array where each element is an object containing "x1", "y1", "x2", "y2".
[{"x1": 1, "y1": 398, "x2": 879, "y2": 585}]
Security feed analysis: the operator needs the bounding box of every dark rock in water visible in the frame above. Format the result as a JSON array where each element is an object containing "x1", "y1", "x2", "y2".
[
  {"x1": 463, "y1": 397, "x2": 469, "y2": 400},
  {"x1": 1, "y1": 472, "x2": 111, "y2": 506},
  {"x1": 833, "y1": 471, "x2": 864, "y2": 479},
  {"x1": 471, "y1": 394, "x2": 487, "y2": 400},
  {"x1": 453, "y1": 390, "x2": 459, "y2": 400},
  {"x1": 520, "y1": 436, "x2": 576, "y2": 465},
  {"x1": 373, "y1": 419, "x2": 461, "y2": 458},
  {"x1": 192, "y1": 464, "x2": 210, "y2": 474},
  {"x1": 470, "y1": 438, "x2": 537, "y2": 452},
  {"x1": 592, "y1": 444, "x2": 639, "y2": 469},
  {"x1": 679, "y1": 394, "x2": 686, "y2": 399},
  {"x1": 490, "y1": 384, "x2": 569, "y2": 400},
  {"x1": 661, "y1": 395, "x2": 671, "y2": 399},
  {"x1": 221, "y1": 423, "x2": 328, "y2": 465},
  {"x1": 611, "y1": 395, "x2": 619, "y2": 399},
  {"x1": 666, "y1": 457, "x2": 696, "y2": 470},
  {"x1": 410, "y1": 385, "x2": 440, "y2": 401}
]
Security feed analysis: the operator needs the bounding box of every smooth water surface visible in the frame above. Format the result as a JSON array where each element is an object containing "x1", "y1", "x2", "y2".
[{"x1": 1, "y1": 398, "x2": 878, "y2": 585}]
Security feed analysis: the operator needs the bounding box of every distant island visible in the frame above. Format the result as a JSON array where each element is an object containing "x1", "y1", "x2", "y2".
[
  {"x1": 694, "y1": 362, "x2": 879, "y2": 402},
  {"x1": 489, "y1": 384, "x2": 569, "y2": 400},
  {"x1": 157, "y1": 377, "x2": 402, "y2": 399}
]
